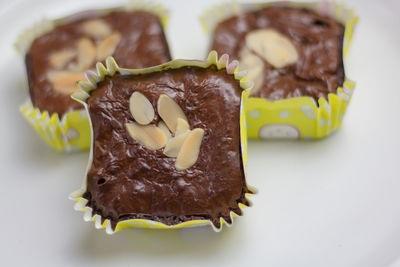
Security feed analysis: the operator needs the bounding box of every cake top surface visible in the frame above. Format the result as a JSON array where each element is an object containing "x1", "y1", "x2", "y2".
[
  {"x1": 84, "y1": 65, "x2": 250, "y2": 229},
  {"x1": 211, "y1": 6, "x2": 345, "y2": 101},
  {"x1": 26, "y1": 10, "x2": 171, "y2": 115}
]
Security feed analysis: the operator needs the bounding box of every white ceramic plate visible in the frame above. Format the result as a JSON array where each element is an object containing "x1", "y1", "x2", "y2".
[{"x1": 1, "y1": 0, "x2": 400, "y2": 266}]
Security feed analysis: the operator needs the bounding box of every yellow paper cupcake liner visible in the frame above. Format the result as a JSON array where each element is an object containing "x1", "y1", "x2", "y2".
[
  {"x1": 69, "y1": 51, "x2": 256, "y2": 234},
  {"x1": 16, "y1": 1, "x2": 170, "y2": 151},
  {"x1": 20, "y1": 101, "x2": 91, "y2": 151},
  {"x1": 201, "y1": 1, "x2": 358, "y2": 139}
]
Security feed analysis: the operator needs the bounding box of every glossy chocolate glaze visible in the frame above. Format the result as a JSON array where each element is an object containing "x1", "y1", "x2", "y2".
[
  {"x1": 85, "y1": 66, "x2": 251, "y2": 229},
  {"x1": 26, "y1": 11, "x2": 171, "y2": 116},
  {"x1": 211, "y1": 6, "x2": 345, "y2": 101}
]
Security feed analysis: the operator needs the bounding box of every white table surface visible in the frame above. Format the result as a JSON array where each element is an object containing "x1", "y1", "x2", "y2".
[{"x1": 1, "y1": 0, "x2": 399, "y2": 266}]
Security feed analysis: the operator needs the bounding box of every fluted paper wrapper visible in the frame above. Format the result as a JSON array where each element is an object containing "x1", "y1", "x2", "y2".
[
  {"x1": 201, "y1": 1, "x2": 358, "y2": 139},
  {"x1": 16, "y1": 1, "x2": 169, "y2": 151},
  {"x1": 69, "y1": 51, "x2": 255, "y2": 234}
]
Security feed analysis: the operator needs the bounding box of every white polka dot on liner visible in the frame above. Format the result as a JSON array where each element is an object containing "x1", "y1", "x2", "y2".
[
  {"x1": 301, "y1": 105, "x2": 317, "y2": 120},
  {"x1": 258, "y1": 124, "x2": 300, "y2": 139},
  {"x1": 279, "y1": 110, "x2": 290, "y2": 119},
  {"x1": 248, "y1": 110, "x2": 260, "y2": 118}
]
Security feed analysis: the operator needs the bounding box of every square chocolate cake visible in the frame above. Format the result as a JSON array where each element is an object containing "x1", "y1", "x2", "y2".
[
  {"x1": 210, "y1": 6, "x2": 345, "y2": 101},
  {"x1": 78, "y1": 61, "x2": 252, "y2": 231},
  {"x1": 25, "y1": 10, "x2": 171, "y2": 116}
]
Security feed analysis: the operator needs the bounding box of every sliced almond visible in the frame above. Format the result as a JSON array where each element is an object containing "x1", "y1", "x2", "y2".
[
  {"x1": 125, "y1": 122, "x2": 167, "y2": 150},
  {"x1": 47, "y1": 70, "x2": 73, "y2": 82},
  {"x1": 239, "y1": 47, "x2": 264, "y2": 95},
  {"x1": 163, "y1": 132, "x2": 189, "y2": 158},
  {"x1": 96, "y1": 32, "x2": 121, "y2": 61},
  {"x1": 175, "y1": 118, "x2": 190, "y2": 136},
  {"x1": 129, "y1": 92, "x2": 155, "y2": 125},
  {"x1": 245, "y1": 29, "x2": 299, "y2": 69},
  {"x1": 49, "y1": 50, "x2": 76, "y2": 69},
  {"x1": 158, "y1": 121, "x2": 171, "y2": 141},
  {"x1": 82, "y1": 19, "x2": 112, "y2": 39},
  {"x1": 76, "y1": 38, "x2": 96, "y2": 71},
  {"x1": 47, "y1": 70, "x2": 85, "y2": 95},
  {"x1": 175, "y1": 128, "x2": 204, "y2": 171},
  {"x1": 157, "y1": 94, "x2": 188, "y2": 133}
]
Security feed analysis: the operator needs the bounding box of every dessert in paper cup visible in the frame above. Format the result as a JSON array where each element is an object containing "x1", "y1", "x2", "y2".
[
  {"x1": 201, "y1": 1, "x2": 358, "y2": 139},
  {"x1": 69, "y1": 52, "x2": 255, "y2": 234},
  {"x1": 16, "y1": 1, "x2": 171, "y2": 151}
]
